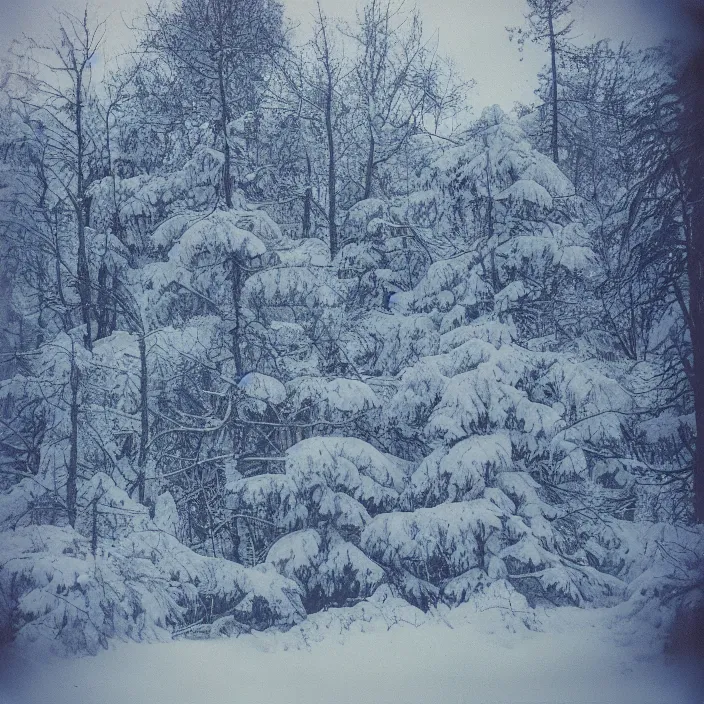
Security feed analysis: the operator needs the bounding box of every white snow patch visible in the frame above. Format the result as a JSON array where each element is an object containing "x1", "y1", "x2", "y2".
[{"x1": 0, "y1": 604, "x2": 700, "y2": 704}]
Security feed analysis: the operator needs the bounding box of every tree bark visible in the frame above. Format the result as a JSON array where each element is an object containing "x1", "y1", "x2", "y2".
[
  {"x1": 137, "y1": 333, "x2": 149, "y2": 505},
  {"x1": 91, "y1": 496, "x2": 98, "y2": 555},
  {"x1": 75, "y1": 69, "x2": 93, "y2": 350},
  {"x1": 325, "y1": 72, "x2": 338, "y2": 258},
  {"x1": 303, "y1": 151, "x2": 312, "y2": 238},
  {"x1": 363, "y1": 122, "x2": 375, "y2": 200},
  {"x1": 231, "y1": 256, "x2": 244, "y2": 379},
  {"x1": 67, "y1": 347, "x2": 80, "y2": 527},
  {"x1": 96, "y1": 261, "x2": 110, "y2": 340},
  {"x1": 547, "y1": 8, "x2": 559, "y2": 164},
  {"x1": 218, "y1": 52, "x2": 233, "y2": 209}
]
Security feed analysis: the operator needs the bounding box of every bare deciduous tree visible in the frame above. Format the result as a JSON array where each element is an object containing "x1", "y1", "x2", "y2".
[
  {"x1": 145, "y1": 0, "x2": 284, "y2": 208},
  {"x1": 509, "y1": 0, "x2": 574, "y2": 163}
]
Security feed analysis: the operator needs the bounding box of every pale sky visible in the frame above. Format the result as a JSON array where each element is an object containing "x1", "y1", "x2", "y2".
[{"x1": 0, "y1": 0, "x2": 681, "y2": 110}]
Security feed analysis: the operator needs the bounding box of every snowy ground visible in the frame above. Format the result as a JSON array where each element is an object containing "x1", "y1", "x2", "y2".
[{"x1": 1, "y1": 602, "x2": 702, "y2": 704}]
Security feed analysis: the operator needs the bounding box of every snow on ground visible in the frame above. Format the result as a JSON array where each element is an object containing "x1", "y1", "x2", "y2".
[{"x1": 1, "y1": 601, "x2": 702, "y2": 704}]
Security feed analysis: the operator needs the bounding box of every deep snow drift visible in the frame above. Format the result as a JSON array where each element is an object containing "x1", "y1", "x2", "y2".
[{"x1": 1, "y1": 601, "x2": 701, "y2": 704}]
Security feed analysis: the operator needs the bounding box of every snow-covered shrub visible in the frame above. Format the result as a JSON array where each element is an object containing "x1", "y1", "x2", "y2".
[
  {"x1": 0, "y1": 475, "x2": 306, "y2": 655},
  {"x1": 0, "y1": 524, "x2": 181, "y2": 655},
  {"x1": 361, "y1": 499, "x2": 505, "y2": 586},
  {"x1": 227, "y1": 438, "x2": 410, "y2": 561},
  {"x1": 267, "y1": 527, "x2": 386, "y2": 611}
]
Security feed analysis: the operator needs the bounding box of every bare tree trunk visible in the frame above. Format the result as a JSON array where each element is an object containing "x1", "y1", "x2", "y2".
[
  {"x1": 485, "y1": 150, "x2": 499, "y2": 291},
  {"x1": 231, "y1": 256, "x2": 244, "y2": 379},
  {"x1": 363, "y1": 122, "x2": 375, "y2": 199},
  {"x1": 91, "y1": 496, "x2": 98, "y2": 555},
  {"x1": 96, "y1": 261, "x2": 110, "y2": 340},
  {"x1": 67, "y1": 346, "x2": 80, "y2": 527},
  {"x1": 547, "y1": 8, "x2": 559, "y2": 164},
  {"x1": 303, "y1": 151, "x2": 312, "y2": 237},
  {"x1": 137, "y1": 333, "x2": 149, "y2": 505},
  {"x1": 316, "y1": 7, "x2": 339, "y2": 260},
  {"x1": 75, "y1": 69, "x2": 93, "y2": 350},
  {"x1": 325, "y1": 74, "x2": 338, "y2": 258},
  {"x1": 218, "y1": 53, "x2": 233, "y2": 209},
  {"x1": 53, "y1": 219, "x2": 72, "y2": 332},
  {"x1": 36, "y1": 267, "x2": 46, "y2": 347},
  {"x1": 110, "y1": 272, "x2": 119, "y2": 332}
]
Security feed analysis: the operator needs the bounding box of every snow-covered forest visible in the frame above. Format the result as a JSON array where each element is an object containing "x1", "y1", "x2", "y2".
[{"x1": 0, "y1": 0, "x2": 703, "y2": 688}]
